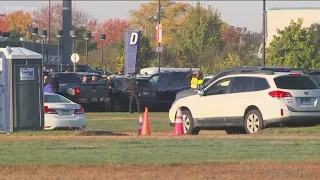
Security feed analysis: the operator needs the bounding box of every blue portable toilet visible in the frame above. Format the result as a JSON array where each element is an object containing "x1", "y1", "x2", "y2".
[{"x1": 0, "y1": 46, "x2": 44, "y2": 132}]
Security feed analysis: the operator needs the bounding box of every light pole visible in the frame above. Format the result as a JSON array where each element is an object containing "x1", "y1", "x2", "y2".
[
  {"x1": 157, "y1": 0, "x2": 161, "y2": 73},
  {"x1": 99, "y1": 34, "x2": 106, "y2": 70},
  {"x1": 40, "y1": 29, "x2": 48, "y2": 64},
  {"x1": 70, "y1": 30, "x2": 77, "y2": 72},
  {"x1": 83, "y1": 31, "x2": 91, "y2": 65},
  {"x1": 31, "y1": 28, "x2": 38, "y2": 51},
  {"x1": 262, "y1": 0, "x2": 266, "y2": 66},
  {"x1": 57, "y1": 30, "x2": 62, "y2": 72}
]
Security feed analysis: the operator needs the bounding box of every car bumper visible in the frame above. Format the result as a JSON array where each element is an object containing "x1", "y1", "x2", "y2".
[
  {"x1": 44, "y1": 115, "x2": 87, "y2": 130},
  {"x1": 264, "y1": 111, "x2": 320, "y2": 126}
]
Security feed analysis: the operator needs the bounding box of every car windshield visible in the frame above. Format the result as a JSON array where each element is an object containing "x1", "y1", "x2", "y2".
[
  {"x1": 274, "y1": 75, "x2": 320, "y2": 90},
  {"x1": 44, "y1": 94, "x2": 71, "y2": 103}
]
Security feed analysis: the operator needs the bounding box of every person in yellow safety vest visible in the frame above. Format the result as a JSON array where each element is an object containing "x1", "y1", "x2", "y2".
[{"x1": 186, "y1": 70, "x2": 204, "y2": 90}]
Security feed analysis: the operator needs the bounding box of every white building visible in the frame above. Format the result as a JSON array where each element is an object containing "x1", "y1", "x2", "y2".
[{"x1": 266, "y1": 7, "x2": 320, "y2": 47}]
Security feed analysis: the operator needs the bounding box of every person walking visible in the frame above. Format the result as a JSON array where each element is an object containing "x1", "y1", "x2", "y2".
[{"x1": 128, "y1": 73, "x2": 141, "y2": 113}]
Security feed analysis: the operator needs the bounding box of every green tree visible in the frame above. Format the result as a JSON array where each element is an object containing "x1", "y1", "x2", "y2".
[
  {"x1": 137, "y1": 35, "x2": 154, "y2": 71},
  {"x1": 267, "y1": 19, "x2": 318, "y2": 69},
  {"x1": 174, "y1": 4, "x2": 223, "y2": 68},
  {"x1": 309, "y1": 23, "x2": 320, "y2": 69}
]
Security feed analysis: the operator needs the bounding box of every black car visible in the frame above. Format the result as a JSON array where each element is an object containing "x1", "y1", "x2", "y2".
[
  {"x1": 48, "y1": 72, "x2": 110, "y2": 111},
  {"x1": 147, "y1": 72, "x2": 190, "y2": 110},
  {"x1": 308, "y1": 70, "x2": 320, "y2": 86},
  {"x1": 100, "y1": 77, "x2": 157, "y2": 112}
]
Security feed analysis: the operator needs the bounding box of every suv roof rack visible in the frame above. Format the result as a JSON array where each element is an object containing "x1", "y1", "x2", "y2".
[{"x1": 224, "y1": 66, "x2": 304, "y2": 75}]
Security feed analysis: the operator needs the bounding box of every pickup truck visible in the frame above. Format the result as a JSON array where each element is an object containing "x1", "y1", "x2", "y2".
[{"x1": 48, "y1": 72, "x2": 110, "y2": 111}]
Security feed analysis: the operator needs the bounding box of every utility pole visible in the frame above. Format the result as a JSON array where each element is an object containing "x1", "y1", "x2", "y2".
[
  {"x1": 157, "y1": 0, "x2": 161, "y2": 73},
  {"x1": 262, "y1": 0, "x2": 266, "y2": 66},
  {"x1": 48, "y1": 0, "x2": 51, "y2": 43}
]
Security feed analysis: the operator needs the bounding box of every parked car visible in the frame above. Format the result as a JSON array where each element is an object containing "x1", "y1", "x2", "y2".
[
  {"x1": 44, "y1": 92, "x2": 87, "y2": 130},
  {"x1": 308, "y1": 70, "x2": 320, "y2": 85},
  {"x1": 169, "y1": 68, "x2": 320, "y2": 135},
  {"x1": 175, "y1": 66, "x2": 304, "y2": 100},
  {"x1": 48, "y1": 72, "x2": 110, "y2": 111},
  {"x1": 147, "y1": 72, "x2": 190, "y2": 110},
  {"x1": 103, "y1": 77, "x2": 157, "y2": 112}
]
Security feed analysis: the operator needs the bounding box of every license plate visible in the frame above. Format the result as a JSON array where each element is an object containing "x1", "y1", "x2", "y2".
[
  {"x1": 91, "y1": 97, "x2": 98, "y2": 102},
  {"x1": 61, "y1": 110, "x2": 70, "y2": 115},
  {"x1": 142, "y1": 92, "x2": 149, "y2": 95},
  {"x1": 302, "y1": 98, "x2": 312, "y2": 105}
]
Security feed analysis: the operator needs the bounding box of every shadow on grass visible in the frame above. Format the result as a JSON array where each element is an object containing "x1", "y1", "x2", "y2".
[{"x1": 78, "y1": 130, "x2": 129, "y2": 136}]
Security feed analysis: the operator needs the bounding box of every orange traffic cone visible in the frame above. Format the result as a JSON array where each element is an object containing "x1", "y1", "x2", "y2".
[
  {"x1": 141, "y1": 107, "x2": 151, "y2": 136},
  {"x1": 174, "y1": 107, "x2": 184, "y2": 135},
  {"x1": 137, "y1": 115, "x2": 143, "y2": 135}
]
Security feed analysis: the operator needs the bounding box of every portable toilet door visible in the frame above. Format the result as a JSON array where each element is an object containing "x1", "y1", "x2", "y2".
[
  {"x1": 0, "y1": 47, "x2": 44, "y2": 131},
  {"x1": 0, "y1": 51, "x2": 11, "y2": 133}
]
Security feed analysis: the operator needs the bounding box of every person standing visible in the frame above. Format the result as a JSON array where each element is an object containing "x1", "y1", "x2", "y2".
[
  {"x1": 128, "y1": 73, "x2": 141, "y2": 113},
  {"x1": 105, "y1": 75, "x2": 114, "y2": 112},
  {"x1": 44, "y1": 75, "x2": 54, "y2": 93},
  {"x1": 186, "y1": 70, "x2": 204, "y2": 90}
]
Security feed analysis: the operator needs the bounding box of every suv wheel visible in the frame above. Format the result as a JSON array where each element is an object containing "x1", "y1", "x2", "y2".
[
  {"x1": 244, "y1": 109, "x2": 263, "y2": 134},
  {"x1": 181, "y1": 110, "x2": 200, "y2": 135}
]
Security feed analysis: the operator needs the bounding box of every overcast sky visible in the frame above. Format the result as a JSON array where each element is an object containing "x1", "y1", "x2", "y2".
[{"x1": 1, "y1": 1, "x2": 320, "y2": 32}]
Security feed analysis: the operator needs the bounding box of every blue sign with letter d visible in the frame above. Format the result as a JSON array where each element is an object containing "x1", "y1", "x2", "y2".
[{"x1": 124, "y1": 30, "x2": 141, "y2": 74}]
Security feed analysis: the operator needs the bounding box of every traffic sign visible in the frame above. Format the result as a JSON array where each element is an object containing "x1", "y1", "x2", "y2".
[
  {"x1": 156, "y1": 24, "x2": 162, "y2": 43},
  {"x1": 156, "y1": 46, "x2": 163, "y2": 52},
  {"x1": 71, "y1": 53, "x2": 80, "y2": 63}
]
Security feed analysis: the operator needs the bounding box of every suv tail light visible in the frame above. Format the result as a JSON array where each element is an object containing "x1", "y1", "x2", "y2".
[
  {"x1": 74, "y1": 87, "x2": 80, "y2": 95},
  {"x1": 126, "y1": 87, "x2": 131, "y2": 91},
  {"x1": 44, "y1": 106, "x2": 57, "y2": 114},
  {"x1": 269, "y1": 90, "x2": 292, "y2": 98},
  {"x1": 74, "y1": 107, "x2": 85, "y2": 114}
]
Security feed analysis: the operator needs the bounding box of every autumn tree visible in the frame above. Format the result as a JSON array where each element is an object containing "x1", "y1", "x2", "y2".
[
  {"x1": 4, "y1": 11, "x2": 32, "y2": 38},
  {"x1": 0, "y1": 13, "x2": 9, "y2": 32},
  {"x1": 33, "y1": 2, "x2": 98, "y2": 43},
  {"x1": 221, "y1": 27, "x2": 240, "y2": 46},
  {"x1": 267, "y1": 19, "x2": 319, "y2": 69},
  {"x1": 174, "y1": 4, "x2": 223, "y2": 67},
  {"x1": 129, "y1": 0, "x2": 191, "y2": 47},
  {"x1": 93, "y1": 18, "x2": 130, "y2": 48}
]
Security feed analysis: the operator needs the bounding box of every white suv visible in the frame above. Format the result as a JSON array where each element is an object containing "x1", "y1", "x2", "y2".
[{"x1": 169, "y1": 69, "x2": 320, "y2": 135}]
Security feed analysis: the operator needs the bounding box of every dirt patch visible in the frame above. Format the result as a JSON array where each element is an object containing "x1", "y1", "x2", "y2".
[
  {"x1": 1, "y1": 162, "x2": 320, "y2": 180},
  {"x1": 1, "y1": 131, "x2": 320, "y2": 142},
  {"x1": 78, "y1": 130, "x2": 129, "y2": 136}
]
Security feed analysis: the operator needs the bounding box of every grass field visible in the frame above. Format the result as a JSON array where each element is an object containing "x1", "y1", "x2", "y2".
[{"x1": 2, "y1": 112, "x2": 320, "y2": 179}]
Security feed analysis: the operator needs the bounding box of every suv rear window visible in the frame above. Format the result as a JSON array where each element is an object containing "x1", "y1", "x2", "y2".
[
  {"x1": 137, "y1": 79, "x2": 152, "y2": 88},
  {"x1": 274, "y1": 75, "x2": 319, "y2": 90},
  {"x1": 56, "y1": 73, "x2": 81, "y2": 84}
]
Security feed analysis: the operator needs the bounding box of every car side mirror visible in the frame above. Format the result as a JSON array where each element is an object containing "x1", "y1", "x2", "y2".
[{"x1": 198, "y1": 89, "x2": 205, "y2": 96}]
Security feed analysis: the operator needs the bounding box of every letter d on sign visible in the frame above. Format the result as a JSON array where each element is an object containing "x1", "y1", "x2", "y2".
[{"x1": 130, "y1": 32, "x2": 138, "y2": 45}]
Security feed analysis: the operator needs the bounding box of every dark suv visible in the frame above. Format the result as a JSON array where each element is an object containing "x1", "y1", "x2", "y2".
[
  {"x1": 147, "y1": 72, "x2": 190, "y2": 110},
  {"x1": 105, "y1": 77, "x2": 157, "y2": 112}
]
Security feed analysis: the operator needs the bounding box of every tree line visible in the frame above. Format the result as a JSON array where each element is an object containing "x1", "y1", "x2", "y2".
[{"x1": 1, "y1": 1, "x2": 265, "y2": 74}]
